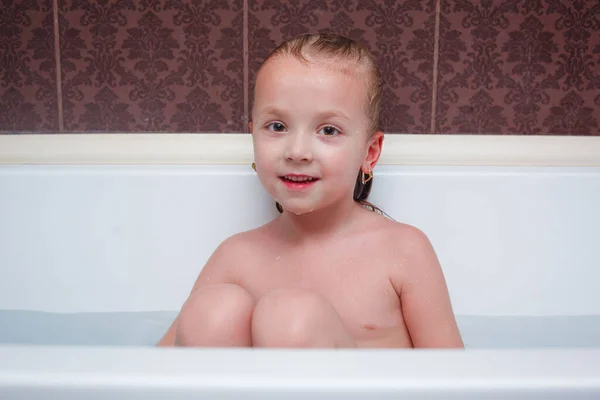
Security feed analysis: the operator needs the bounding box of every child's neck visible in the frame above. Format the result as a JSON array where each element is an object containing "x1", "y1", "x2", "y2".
[{"x1": 278, "y1": 198, "x2": 362, "y2": 243}]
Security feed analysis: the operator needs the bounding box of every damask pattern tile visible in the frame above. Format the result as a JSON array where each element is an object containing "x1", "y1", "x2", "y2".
[
  {"x1": 4, "y1": 0, "x2": 599, "y2": 135},
  {"x1": 0, "y1": 0, "x2": 58, "y2": 133},
  {"x1": 248, "y1": 0, "x2": 437, "y2": 133},
  {"x1": 436, "y1": 0, "x2": 600, "y2": 135},
  {"x1": 58, "y1": 0, "x2": 244, "y2": 132}
]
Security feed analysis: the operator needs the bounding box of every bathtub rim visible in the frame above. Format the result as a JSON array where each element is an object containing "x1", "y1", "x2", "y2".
[
  {"x1": 0, "y1": 133, "x2": 599, "y2": 166},
  {"x1": 1, "y1": 345, "x2": 599, "y2": 395}
]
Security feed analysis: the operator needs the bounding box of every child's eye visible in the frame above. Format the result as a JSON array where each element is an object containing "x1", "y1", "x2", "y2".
[
  {"x1": 319, "y1": 126, "x2": 341, "y2": 136},
  {"x1": 266, "y1": 122, "x2": 286, "y2": 132}
]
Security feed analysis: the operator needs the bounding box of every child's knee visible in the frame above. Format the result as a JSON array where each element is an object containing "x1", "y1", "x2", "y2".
[
  {"x1": 176, "y1": 283, "x2": 255, "y2": 346},
  {"x1": 252, "y1": 289, "x2": 338, "y2": 347}
]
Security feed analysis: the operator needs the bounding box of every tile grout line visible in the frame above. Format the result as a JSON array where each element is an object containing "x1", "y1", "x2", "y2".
[
  {"x1": 430, "y1": 0, "x2": 441, "y2": 134},
  {"x1": 243, "y1": 0, "x2": 249, "y2": 133},
  {"x1": 52, "y1": 0, "x2": 64, "y2": 132}
]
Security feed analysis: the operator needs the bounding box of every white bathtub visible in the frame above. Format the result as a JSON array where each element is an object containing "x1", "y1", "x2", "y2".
[{"x1": 0, "y1": 134, "x2": 599, "y2": 399}]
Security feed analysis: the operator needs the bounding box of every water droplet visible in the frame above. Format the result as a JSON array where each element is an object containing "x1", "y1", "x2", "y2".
[{"x1": 275, "y1": 256, "x2": 281, "y2": 261}]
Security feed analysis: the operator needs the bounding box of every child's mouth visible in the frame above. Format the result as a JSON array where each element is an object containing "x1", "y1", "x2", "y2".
[{"x1": 279, "y1": 175, "x2": 319, "y2": 190}]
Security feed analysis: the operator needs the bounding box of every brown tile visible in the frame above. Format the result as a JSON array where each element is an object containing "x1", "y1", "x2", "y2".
[
  {"x1": 436, "y1": 0, "x2": 600, "y2": 135},
  {"x1": 248, "y1": 0, "x2": 437, "y2": 133},
  {"x1": 0, "y1": 0, "x2": 58, "y2": 133},
  {"x1": 59, "y1": 0, "x2": 244, "y2": 132}
]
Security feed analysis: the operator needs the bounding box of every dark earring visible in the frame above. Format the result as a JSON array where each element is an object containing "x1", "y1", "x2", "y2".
[{"x1": 361, "y1": 170, "x2": 373, "y2": 184}]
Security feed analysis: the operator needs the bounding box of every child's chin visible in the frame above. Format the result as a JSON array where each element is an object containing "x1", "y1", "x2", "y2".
[{"x1": 280, "y1": 202, "x2": 317, "y2": 216}]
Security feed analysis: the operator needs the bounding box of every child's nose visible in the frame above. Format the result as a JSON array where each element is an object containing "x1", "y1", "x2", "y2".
[{"x1": 284, "y1": 132, "x2": 313, "y2": 162}]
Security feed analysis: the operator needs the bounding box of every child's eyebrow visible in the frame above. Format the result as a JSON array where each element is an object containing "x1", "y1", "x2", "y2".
[
  {"x1": 258, "y1": 106, "x2": 350, "y2": 121},
  {"x1": 258, "y1": 106, "x2": 289, "y2": 119},
  {"x1": 315, "y1": 110, "x2": 351, "y2": 121}
]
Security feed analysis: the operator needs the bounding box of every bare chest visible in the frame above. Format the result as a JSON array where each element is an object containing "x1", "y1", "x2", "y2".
[{"x1": 236, "y1": 247, "x2": 405, "y2": 339}]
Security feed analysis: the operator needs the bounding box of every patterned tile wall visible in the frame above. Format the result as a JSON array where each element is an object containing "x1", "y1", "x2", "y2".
[
  {"x1": 1, "y1": 0, "x2": 599, "y2": 135},
  {"x1": 436, "y1": 0, "x2": 600, "y2": 135},
  {"x1": 58, "y1": 0, "x2": 244, "y2": 132},
  {"x1": 0, "y1": 0, "x2": 58, "y2": 132}
]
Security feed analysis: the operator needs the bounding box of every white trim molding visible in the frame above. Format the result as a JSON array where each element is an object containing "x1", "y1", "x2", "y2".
[{"x1": 0, "y1": 133, "x2": 599, "y2": 166}]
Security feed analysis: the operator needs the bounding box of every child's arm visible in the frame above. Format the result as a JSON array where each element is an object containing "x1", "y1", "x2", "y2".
[
  {"x1": 393, "y1": 228, "x2": 464, "y2": 348},
  {"x1": 156, "y1": 236, "x2": 244, "y2": 346}
]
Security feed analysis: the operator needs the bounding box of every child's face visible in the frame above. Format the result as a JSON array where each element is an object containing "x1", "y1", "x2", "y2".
[{"x1": 250, "y1": 55, "x2": 382, "y2": 215}]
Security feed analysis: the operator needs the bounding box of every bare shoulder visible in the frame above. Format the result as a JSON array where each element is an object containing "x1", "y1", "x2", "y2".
[
  {"x1": 189, "y1": 225, "x2": 270, "y2": 292},
  {"x1": 216, "y1": 227, "x2": 266, "y2": 254},
  {"x1": 367, "y1": 213, "x2": 434, "y2": 252},
  {"x1": 366, "y1": 214, "x2": 440, "y2": 277},
  {"x1": 391, "y1": 220, "x2": 436, "y2": 258},
  {"x1": 380, "y1": 218, "x2": 428, "y2": 240},
  {"x1": 208, "y1": 225, "x2": 271, "y2": 266}
]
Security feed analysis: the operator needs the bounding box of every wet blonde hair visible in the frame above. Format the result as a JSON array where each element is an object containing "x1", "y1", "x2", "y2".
[
  {"x1": 254, "y1": 32, "x2": 386, "y2": 216},
  {"x1": 255, "y1": 32, "x2": 383, "y2": 136}
]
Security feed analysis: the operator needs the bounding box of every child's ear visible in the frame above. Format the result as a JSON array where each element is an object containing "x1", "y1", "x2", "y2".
[{"x1": 362, "y1": 131, "x2": 384, "y2": 172}]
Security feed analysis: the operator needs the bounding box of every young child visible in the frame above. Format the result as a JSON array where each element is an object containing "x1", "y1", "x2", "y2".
[{"x1": 158, "y1": 33, "x2": 463, "y2": 348}]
